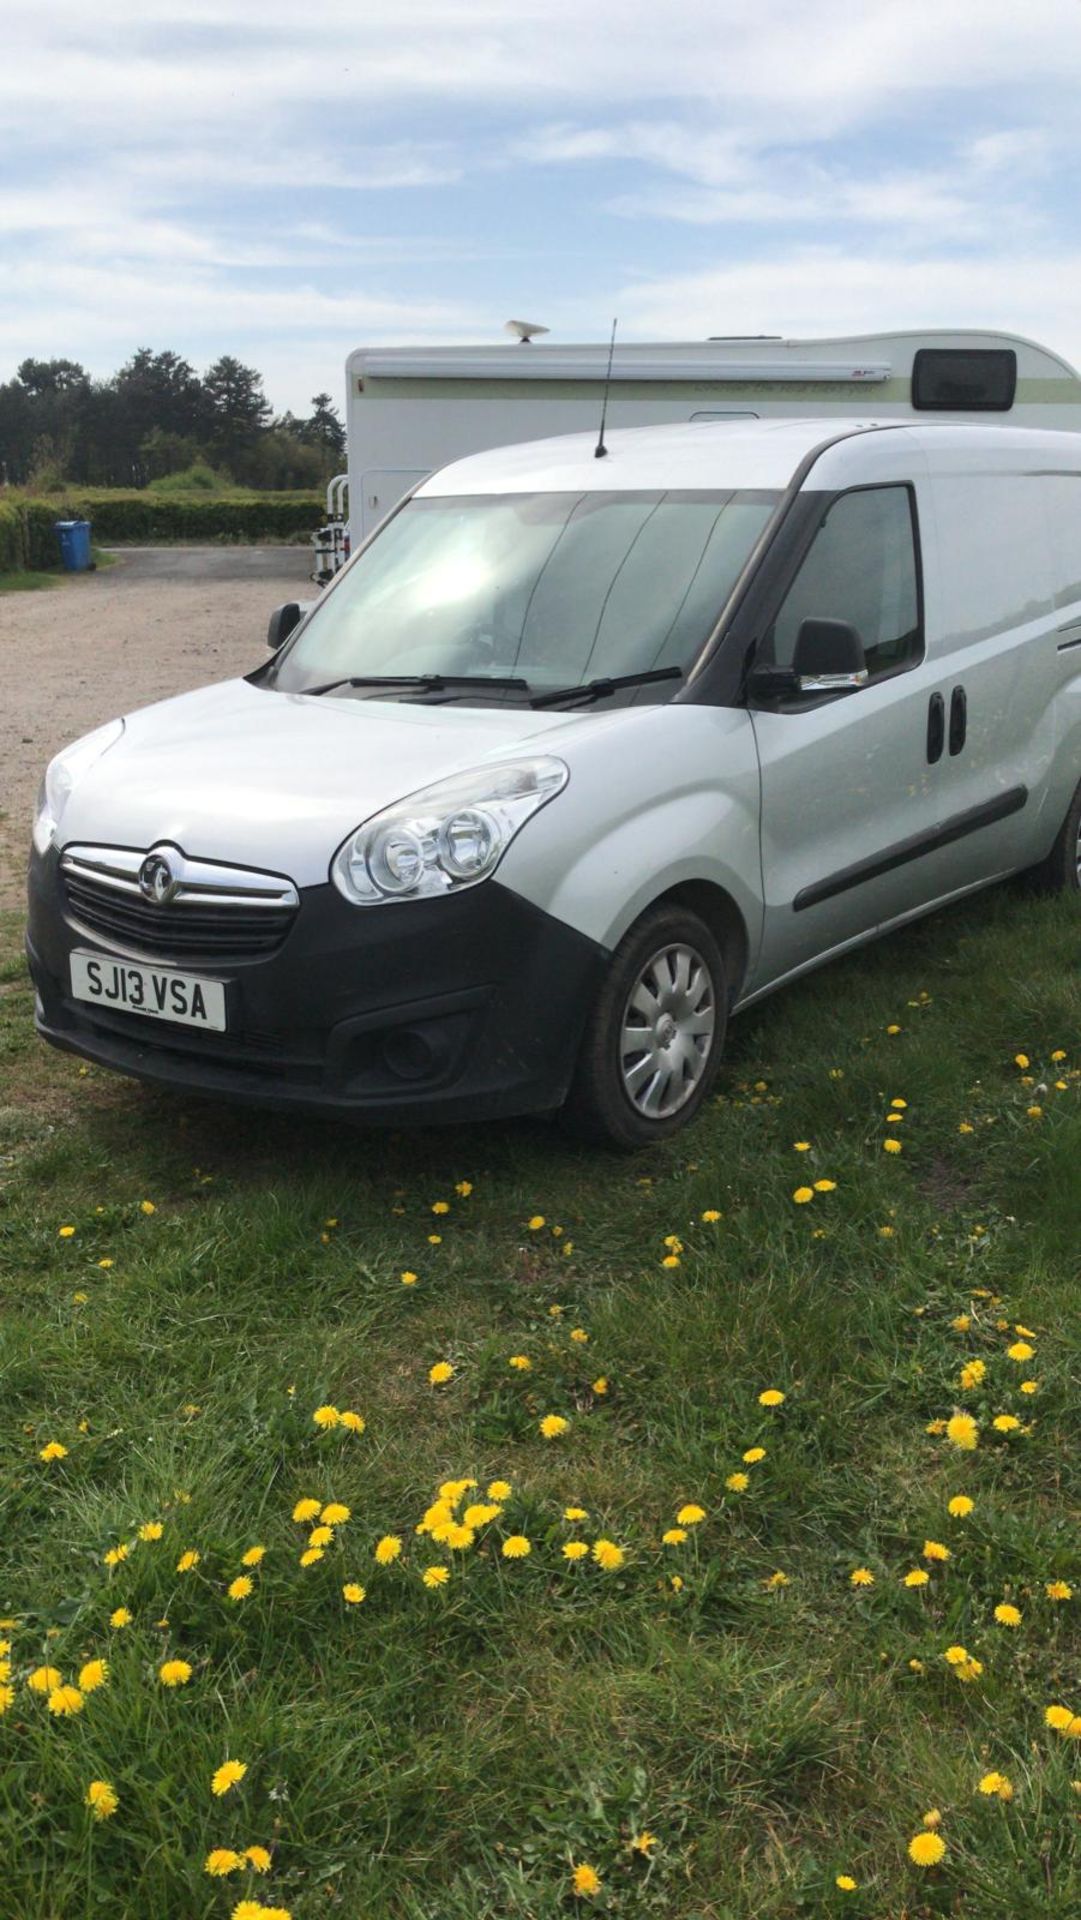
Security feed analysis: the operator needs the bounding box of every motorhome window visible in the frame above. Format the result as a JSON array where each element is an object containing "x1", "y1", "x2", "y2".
[
  {"x1": 912, "y1": 349, "x2": 1016, "y2": 411},
  {"x1": 766, "y1": 486, "x2": 922, "y2": 680},
  {"x1": 271, "y1": 489, "x2": 780, "y2": 698}
]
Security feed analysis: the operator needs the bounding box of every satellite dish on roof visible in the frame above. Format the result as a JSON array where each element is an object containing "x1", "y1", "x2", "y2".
[{"x1": 504, "y1": 319, "x2": 551, "y2": 344}]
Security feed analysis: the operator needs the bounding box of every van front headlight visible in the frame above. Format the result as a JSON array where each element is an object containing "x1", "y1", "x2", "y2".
[
  {"x1": 32, "y1": 720, "x2": 125, "y2": 855},
  {"x1": 331, "y1": 756, "x2": 568, "y2": 905}
]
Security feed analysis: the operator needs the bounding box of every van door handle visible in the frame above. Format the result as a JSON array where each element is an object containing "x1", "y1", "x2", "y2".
[
  {"x1": 927, "y1": 692, "x2": 945, "y2": 764},
  {"x1": 949, "y1": 685, "x2": 967, "y2": 756}
]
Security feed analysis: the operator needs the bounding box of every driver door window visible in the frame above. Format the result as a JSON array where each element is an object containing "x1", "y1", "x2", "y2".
[{"x1": 768, "y1": 485, "x2": 922, "y2": 680}]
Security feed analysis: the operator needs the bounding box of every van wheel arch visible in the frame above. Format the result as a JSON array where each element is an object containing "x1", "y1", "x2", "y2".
[{"x1": 647, "y1": 881, "x2": 750, "y2": 1009}]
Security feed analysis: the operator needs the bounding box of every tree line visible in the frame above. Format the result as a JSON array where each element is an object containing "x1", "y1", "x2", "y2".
[{"x1": 0, "y1": 350, "x2": 346, "y2": 492}]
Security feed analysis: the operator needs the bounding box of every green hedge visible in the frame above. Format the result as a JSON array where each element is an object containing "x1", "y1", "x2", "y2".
[{"x1": 0, "y1": 491, "x2": 324, "y2": 571}]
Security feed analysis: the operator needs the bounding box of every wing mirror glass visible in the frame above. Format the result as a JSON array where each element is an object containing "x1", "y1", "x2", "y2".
[{"x1": 267, "y1": 602, "x2": 303, "y2": 650}]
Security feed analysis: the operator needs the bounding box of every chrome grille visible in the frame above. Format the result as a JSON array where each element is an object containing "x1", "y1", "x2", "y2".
[{"x1": 60, "y1": 845, "x2": 299, "y2": 962}]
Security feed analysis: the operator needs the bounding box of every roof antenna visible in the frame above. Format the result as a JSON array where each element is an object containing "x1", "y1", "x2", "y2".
[{"x1": 594, "y1": 317, "x2": 618, "y2": 459}]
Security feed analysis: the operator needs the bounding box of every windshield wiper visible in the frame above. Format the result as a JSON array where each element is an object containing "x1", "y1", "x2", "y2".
[
  {"x1": 300, "y1": 673, "x2": 532, "y2": 698},
  {"x1": 530, "y1": 666, "x2": 684, "y2": 710}
]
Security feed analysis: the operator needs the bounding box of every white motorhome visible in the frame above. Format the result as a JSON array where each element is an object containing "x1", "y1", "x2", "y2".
[{"x1": 336, "y1": 330, "x2": 1081, "y2": 548}]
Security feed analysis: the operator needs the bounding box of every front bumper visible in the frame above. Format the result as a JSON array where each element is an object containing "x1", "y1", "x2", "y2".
[{"x1": 26, "y1": 847, "x2": 607, "y2": 1123}]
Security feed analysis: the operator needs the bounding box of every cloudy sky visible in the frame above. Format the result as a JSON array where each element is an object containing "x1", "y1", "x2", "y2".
[{"x1": 6, "y1": 0, "x2": 1081, "y2": 414}]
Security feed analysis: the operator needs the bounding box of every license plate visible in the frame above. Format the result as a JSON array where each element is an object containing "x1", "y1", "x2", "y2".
[{"x1": 70, "y1": 951, "x2": 227, "y2": 1032}]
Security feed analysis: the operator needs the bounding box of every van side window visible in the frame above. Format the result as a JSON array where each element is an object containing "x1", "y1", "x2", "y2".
[{"x1": 767, "y1": 486, "x2": 922, "y2": 680}]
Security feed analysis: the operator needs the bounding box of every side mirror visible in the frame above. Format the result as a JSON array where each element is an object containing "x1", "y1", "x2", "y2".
[
  {"x1": 791, "y1": 618, "x2": 867, "y2": 692},
  {"x1": 267, "y1": 602, "x2": 303, "y2": 650}
]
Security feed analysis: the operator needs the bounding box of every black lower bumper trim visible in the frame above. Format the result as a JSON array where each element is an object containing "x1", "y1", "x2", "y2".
[{"x1": 26, "y1": 851, "x2": 608, "y2": 1125}]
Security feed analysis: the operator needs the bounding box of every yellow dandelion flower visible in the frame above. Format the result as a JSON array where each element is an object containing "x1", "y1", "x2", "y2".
[
  {"x1": 308, "y1": 1526, "x2": 334, "y2": 1549},
  {"x1": 159, "y1": 1659, "x2": 192, "y2": 1686},
  {"x1": 993, "y1": 1413, "x2": 1021, "y2": 1432},
  {"x1": 539, "y1": 1414, "x2": 570, "y2": 1439},
  {"x1": 244, "y1": 1846, "x2": 272, "y2": 1872},
  {"x1": 793, "y1": 1186, "x2": 815, "y2": 1204},
  {"x1": 429, "y1": 1361, "x2": 453, "y2": 1385},
  {"x1": 312, "y1": 1404, "x2": 340, "y2": 1427},
  {"x1": 758, "y1": 1389, "x2": 785, "y2": 1408},
  {"x1": 502, "y1": 1535, "x2": 531, "y2": 1559},
  {"x1": 592, "y1": 1376, "x2": 609, "y2": 1394},
  {"x1": 39, "y1": 1441, "x2": 68, "y2": 1462},
  {"x1": 978, "y1": 1771, "x2": 1013, "y2": 1800},
  {"x1": 562, "y1": 1541, "x2": 590, "y2": 1561},
  {"x1": 923, "y1": 1539, "x2": 950, "y2": 1562},
  {"x1": 813, "y1": 1178, "x2": 837, "y2": 1193},
  {"x1": 321, "y1": 1502, "x2": 350, "y2": 1526},
  {"x1": 943, "y1": 1644, "x2": 969, "y2": 1666},
  {"x1": 431, "y1": 1200, "x2": 450, "y2": 1215},
  {"x1": 1006, "y1": 1340, "x2": 1034, "y2": 1362},
  {"x1": 292, "y1": 1498, "x2": 321, "y2": 1523},
  {"x1": 227, "y1": 1576, "x2": 253, "y2": 1602},
  {"x1": 1019, "y1": 1379, "x2": 1040, "y2": 1394},
  {"x1": 725, "y1": 1472, "x2": 750, "y2": 1493},
  {"x1": 241, "y1": 1545, "x2": 266, "y2": 1567},
  {"x1": 956, "y1": 1657, "x2": 983, "y2": 1682},
  {"x1": 946, "y1": 1412, "x2": 979, "y2": 1450},
  {"x1": 340, "y1": 1410, "x2": 366, "y2": 1432},
  {"x1": 702, "y1": 1208, "x2": 722, "y2": 1221},
  {"x1": 592, "y1": 1538, "x2": 625, "y2": 1571},
  {"x1": 137, "y1": 1521, "x2": 163, "y2": 1543},
  {"x1": 662, "y1": 1528, "x2": 687, "y2": 1546},
  {"x1": 994, "y1": 1603, "x2": 1022, "y2": 1627},
  {"x1": 1046, "y1": 1580, "x2": 1073, "y2": 1601},
  {"x1": 109, "y1": 1607, "x2": 132, "y2": 1628},
  {"x1": 883, "y1": 1137, "x2": 902, "y2": 1154},
  {"x1": 85, "y1": 1779, "x2": 118, "y2": 1820},
  {"x1": 205, "y1": 1849, "x2": 244, "y2": 1876},
  {"x1": 342, "y1": 1583, "x2": 366, "y2": 1604},
  {"x1": 676, "y1": 1503, "x2": 706, "y2": 1524},
  {"x1": 1014, "y1": 1053, "x2": 1029, "y2": 1069},
  {"x1": 742, "y1": 1446, "x2": 766, "y2": 1464},
  {"x1": 527, "y1": 1215, "x2": 546, "y2": 1230},
  {"x1": 488, "y1": 1480, "x2": 512, "y2": 1500},
  {"x1": 1045, "y1": 1703, "x2": 1075, "y2": 1730},
  {"x1": 176, "y1": 1550, "x2": 200, "y2": 1573},
  {"x1": 571, "y1": 1863, "x2": 602, "y2": 1896},
  {"x1": 903, "y1": 1568, "x2": 930, "y2": 1587},
  {"x1": 793, "y1": 1140, "x2": 811, "y2": 1151},
  {"x1": 570, "y1": 1327, "x2": 589, "y2": 1343},
  {"x1": 849, "y1": 1567, "x2": 875, "y2": 1587},
  {"x1": 299, "y1": 1547, "x2": 324, "y2": 1568},
  {"x1": 455, "y1": 1180, "x2": 473, "y2": 1197},
  {"x1": 959, "y1": 1360, "x2": 985, "y2": 1390},
  {"x1": 375, "y1": 1535, "x2": 402, "y2": 1565},
  {"x1": 139, "y1": 1199, "x2": 156, "y2": 1215},
  {"x1": 48, "y1": 1685, "x2": 84, "y2": 1716},
  {"x1": 509, "y1": 1354, "x2": 532, "y2": 1370},
  {"x1": 463, "y1": 1503, "x2": 500, "y2": 1527},
  {"x1": 103, "y1": 1544, "x2": 128, "y2": 1566},
  {"x1": 427, "y1": 1233, "x2": 442, "y2": 1245},
  {"x1": 630, "y1": 1831, "x2": 658, "y2": 1855},
  {"x1": 947, "y1": 1494, "x2": 974, "y2": 1517},
  {"x1": 422, "y1": 1565, "x2": 450, "y2": 1588},
  {"x1": 78, "y1": 1659, "x2": 108, "y2": 1693},
  {"x1": 211, "y1": 1759, "x2": 247, "y2": 1796},
  {"x1": 836, "y1": 1874, "x2": 858, "y2": 1891},
  {"x1": 28, "y1": 1665, "x2": 62, "y2": 1694},
  {"x1": 908, "y1": 1830, "x2": 946, "y2": 1866},
  {"x1": 661, "y1": 1254, "x2": 681, "y2": 1269},
  {"x1": 400, "y1": 1270, "x2": 418, "y2": 1286}
]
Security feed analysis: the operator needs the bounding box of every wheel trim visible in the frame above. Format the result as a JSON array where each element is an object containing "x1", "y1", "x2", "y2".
[{"x1": 619, "y1": 942, "x2": 716, "y2": 1119}]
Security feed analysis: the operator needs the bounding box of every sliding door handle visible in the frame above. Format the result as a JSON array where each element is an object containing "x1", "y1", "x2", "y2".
[
  {"x1": 927, "y1": 692, "x2": 945, "y2": 763},
  {"x1": 949, "y1": 685, "x2": 967, "y2": 756}
]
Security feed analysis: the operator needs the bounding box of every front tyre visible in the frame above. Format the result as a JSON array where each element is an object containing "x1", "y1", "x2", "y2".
[{"x1": 563, "y1": 904, "x2": 727, "y2": 1150}]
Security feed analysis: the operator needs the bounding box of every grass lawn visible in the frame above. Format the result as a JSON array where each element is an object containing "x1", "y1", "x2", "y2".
[
  {"x1": 0, "y1": 570, "x2": 62, "y2": 594},
  {"x1": 0, "y1": 886, "x2": 1078, "y2": 1919}
]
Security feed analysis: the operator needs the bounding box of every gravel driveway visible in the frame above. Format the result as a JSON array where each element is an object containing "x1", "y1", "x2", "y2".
[{"x1": 0, "y1": 547, "x2": 314, "y2": 907}]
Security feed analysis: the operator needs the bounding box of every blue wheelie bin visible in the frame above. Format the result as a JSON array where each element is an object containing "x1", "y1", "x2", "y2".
[{"x1": 55, "y1": 520, "x2": 92, "y2": 571}]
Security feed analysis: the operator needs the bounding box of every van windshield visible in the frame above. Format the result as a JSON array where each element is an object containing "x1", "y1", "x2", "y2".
[{"x1": 270, "y1": 489, "x2": 779, "y2": 701}]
